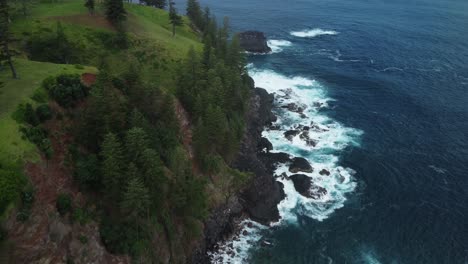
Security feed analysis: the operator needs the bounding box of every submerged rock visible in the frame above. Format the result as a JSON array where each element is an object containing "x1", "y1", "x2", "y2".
[
  {"x1": 239, "y1": 31, "x2": 272, "y2": 53},
  {"x1": 289, "y1": 157, "x2": 313, "y2": 173},
  {"x1": 319, "y1": 169, "x2": 331, "y2": 176}
]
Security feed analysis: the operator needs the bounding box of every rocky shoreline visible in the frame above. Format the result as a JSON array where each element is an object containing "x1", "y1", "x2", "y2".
[
  {"x1": 191, "y1": 84, "x2": 285, "y2": 263},
  {"x1": 191, "y1": 79, "x2": 333, "y2": 263}
]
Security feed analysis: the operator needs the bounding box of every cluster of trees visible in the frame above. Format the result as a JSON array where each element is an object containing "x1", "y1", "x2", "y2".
[
  {"x1": 68, "y1": 65, "x2": 207, "y2": 257},
  {"x1": 178, "y1": 0, "x2": 250, "y2": 172}
]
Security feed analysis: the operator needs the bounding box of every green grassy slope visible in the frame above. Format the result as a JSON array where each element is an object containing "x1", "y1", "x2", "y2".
[
  {"x1": 2, "y1": 0, "x2": 201, "y2": 165},
  {"x1": 0, "y1": 59, "x2": 96, "y2": 165}
]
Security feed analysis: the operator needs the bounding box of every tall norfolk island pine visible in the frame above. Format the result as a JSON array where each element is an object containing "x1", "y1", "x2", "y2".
[
  {"x1": 0, "y1": 0, "x2": 17, "y2": 79},
  {"x1": 105, "y1": 0, "x2": 126, "y2": 26},
  {"x1": 169, "y1": 1, "x2": 182, "y2": 37}
]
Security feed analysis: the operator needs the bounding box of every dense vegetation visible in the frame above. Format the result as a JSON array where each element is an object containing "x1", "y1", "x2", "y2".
[{"x1": 0, "y1": 0, "x2": 251, "y2": 262}]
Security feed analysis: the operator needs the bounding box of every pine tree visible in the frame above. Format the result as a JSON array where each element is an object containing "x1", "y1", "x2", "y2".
[
  {"x1": 105, "y1": 0, "x2": 126, "y2": 26},
  {"x1": 0, "y1": 0, "x2": 17, "y2": 79},
  {"x1": 84, "y1": 0, "x2": 95, "y2": 14},
  {"x1": 186, "y1": 0, "x2": 203, "y2": 30},
  {"x1": 100, "y1": 133, "x2": 126, "y2": 201},
  {"x1": 125, "y1": 127, "x2": 150, "y2": 164},
  {"x1": 169, "y1": 1, "x2": 182, "y2": 37},
  {"x1": 55, "y1": 22, "x2": 72, "y2": 64},
  {"x1": 120, "y1": 177, "x2": 150, "y2": 240},
  {"x1": 154, "y1": 0, "x2": 166, "y2": 9}
]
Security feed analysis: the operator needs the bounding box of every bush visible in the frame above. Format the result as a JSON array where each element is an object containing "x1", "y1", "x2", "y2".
[
  {"x1": 0, "y1": 225, "x2": 6, "y2": 241},
  {"x1": 72, "y1": 207, "x2": 93, "y2": 225},
  {"x1": 35, "y1": 104, "x2": 53, "y2": 122},
  {"x1": 19, "y1": 126, "x2": 53, "y2": 158},
  {"x1": 31, "y1": 88, "x2": 48, "y2": 103},
  {"x1": 12, "y1": 103, "x2": 39, "y2": 126},
  {"x1": 56, "y1": 193, "x2": 72, "y2": 216},
  {"x1": 17, "y1": 186, "x2": 35, "y2": 221},
  {"x1": 74, "y1": 154, "x2": 101, "y2": 189},
  {"x1": 100, "y1": 217, "x2": 139, "y2": 255},
  {"x1": 0, "y1": 168, "x2": 26, "y2": 214},
  {"x1": 43, "y1": 74, "x2": 88, "y2": 108}
]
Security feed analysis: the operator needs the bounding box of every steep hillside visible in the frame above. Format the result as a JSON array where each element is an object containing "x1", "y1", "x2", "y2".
[{"x1": 0, "y1": 0, "x2": 253, "y2": 263}]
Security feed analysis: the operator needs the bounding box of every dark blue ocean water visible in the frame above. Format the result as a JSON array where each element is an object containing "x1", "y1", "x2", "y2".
[{"x1": 177, "y1": 0, "x2": 468, "y2": 263}]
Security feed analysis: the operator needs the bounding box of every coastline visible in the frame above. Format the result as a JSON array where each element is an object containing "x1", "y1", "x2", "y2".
[{"x1": 191, "y1": 83, "x2": 285, "y2": 263}]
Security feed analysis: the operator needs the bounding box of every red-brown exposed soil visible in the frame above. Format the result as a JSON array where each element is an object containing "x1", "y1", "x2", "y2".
[
  {"x1": 81, "y1": 73, "x2": 97, "y2": 87},
  {"x1": 48, "y1": 14, "x2": 115, "y2": 31}
]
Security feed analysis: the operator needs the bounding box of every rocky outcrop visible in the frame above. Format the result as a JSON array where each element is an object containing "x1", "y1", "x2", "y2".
[
  {"x1": 234, "y1": 87, "x2": 284, "y2": 224},
  {"x1": 289, "y1": 157, "x2": 313, "y2": 173},
  {"x1": 289, "y1": 174, "x2": 327, "y2": 200},
  {"x1": 239, "y1": 31, "x2": 272, "y2": 53},
  {"x1": 191, "y1": 87, "x2": 284, "y2": 263}
]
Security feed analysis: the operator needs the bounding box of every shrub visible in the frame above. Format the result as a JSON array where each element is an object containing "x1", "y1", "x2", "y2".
[
  {"x1": 56, "y1": 193, "x2": 72, "y2": 216},
  {"x1": 79, "y1": 235, "x2": 88, "y2": 244},
  {"x1": 74, "y1": 154, "x2": 101, "y2": 189},
  {"x1": 43, "y1": 74, "x2": 88, "y2": 108},
  {"x1": 16, "y1": 187, "x2": 35, "y2": 222},
  {"x1": 19, "y1": 126, "x2": 53, "y2": 158},
  {"x1": 0, "y1": 226, "x2": 6, "y2": 241},
  {"x1": 31, "y1": 88, "x2": 48, "y2": 103},
  {"x1": 35, "y1": 104, "x2": 53, "y2": 122},
  {"x1": 100, "y1": 217, "x2": 139, "y2": 255},
  {"x1": 12, "y1": 103, "x2": 39, "y2": 126},
  {"x1": 0, "y1": 168, "x2": 26, "y2": 214}
]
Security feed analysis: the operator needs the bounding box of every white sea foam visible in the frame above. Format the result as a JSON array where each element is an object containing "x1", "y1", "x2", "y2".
[
  {"x1": 267, "y1": 39, "x2": 293, "y2": 53},
  {"x1": 209, "y1": 67, "x2": 362, "y2": 263},
  {"x1": 291, "y1": 28, "x2": 338, "y2": 38}
]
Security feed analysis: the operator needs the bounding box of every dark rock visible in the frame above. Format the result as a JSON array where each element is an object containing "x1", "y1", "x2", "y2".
[
  {"x1": 284, "y1": 130, "x2": 300, "y2": 141},
  {"x1": 309, "y1": 185, "x2": 327, "y2": 200},
  {"x1": 299, "y1": 131, "x2": 317, "y2": 147},
  {"x1": 289, "y1": 174, "x2": 327, "y2": 199},
  {"x1": 239, "y1": 31, "x2": 272, "y2": 53},
  {"x1": 232, "y1": 88, "x2": 284, "y2": 224},
  {"x1": 281, "y1": 103, "x2": 305, "y2": 114},
  {"x1": 289, "y1": 157, "x2": 313, "y2": 173},
  {"x1": 258, "y1": 152, "x2": 292, "y2": 174},
  {"x1": 313, "y1": 102, "x2": 324, "y2": 108},
  {"x1": 258, "y1": 137, "x2": 273, "y2": 153},
  {"x1": 289, "y1": 174, "x2": 312, "y2": 197},
  {"x1": 319, "y1": 169, "x2": 331, "y2": 176},
  {"x1": 268, "y1": 124, "x2": 281, "y2": 131}
]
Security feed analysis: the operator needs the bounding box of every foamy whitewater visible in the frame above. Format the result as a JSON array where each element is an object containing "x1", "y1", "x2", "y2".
[
  {"x1": 208, "y1": 65, "x2": 362, "y2": 263},
  {"x1": 267, "y1": 40, "x2": 292, "y2": 53},
  {"x1": 290, "y1": 28, "x2": 338, "y2": 38}
]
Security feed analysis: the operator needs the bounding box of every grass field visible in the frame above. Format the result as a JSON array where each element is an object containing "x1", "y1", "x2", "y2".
[{"x1": 0, "y1": 59, "x2": 96, "y2": 165}]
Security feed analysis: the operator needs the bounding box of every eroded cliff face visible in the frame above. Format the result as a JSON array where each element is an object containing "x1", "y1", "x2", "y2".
[{"x1": 191, "y1": 86, "x2": 285, "y2": 263}]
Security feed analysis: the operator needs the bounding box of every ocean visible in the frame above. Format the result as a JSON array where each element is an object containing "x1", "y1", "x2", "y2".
[{"x1": 176, "y1": 0, "x2": 468, "y2": 263}]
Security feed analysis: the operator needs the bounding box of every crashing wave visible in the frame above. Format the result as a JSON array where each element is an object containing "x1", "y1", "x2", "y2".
[
  {"x1": 267, "y1": 39, "x2": 293, "y2": 53},
  {"x1": 291, "y1": 28, "x2": 338, "y2": 38}
]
